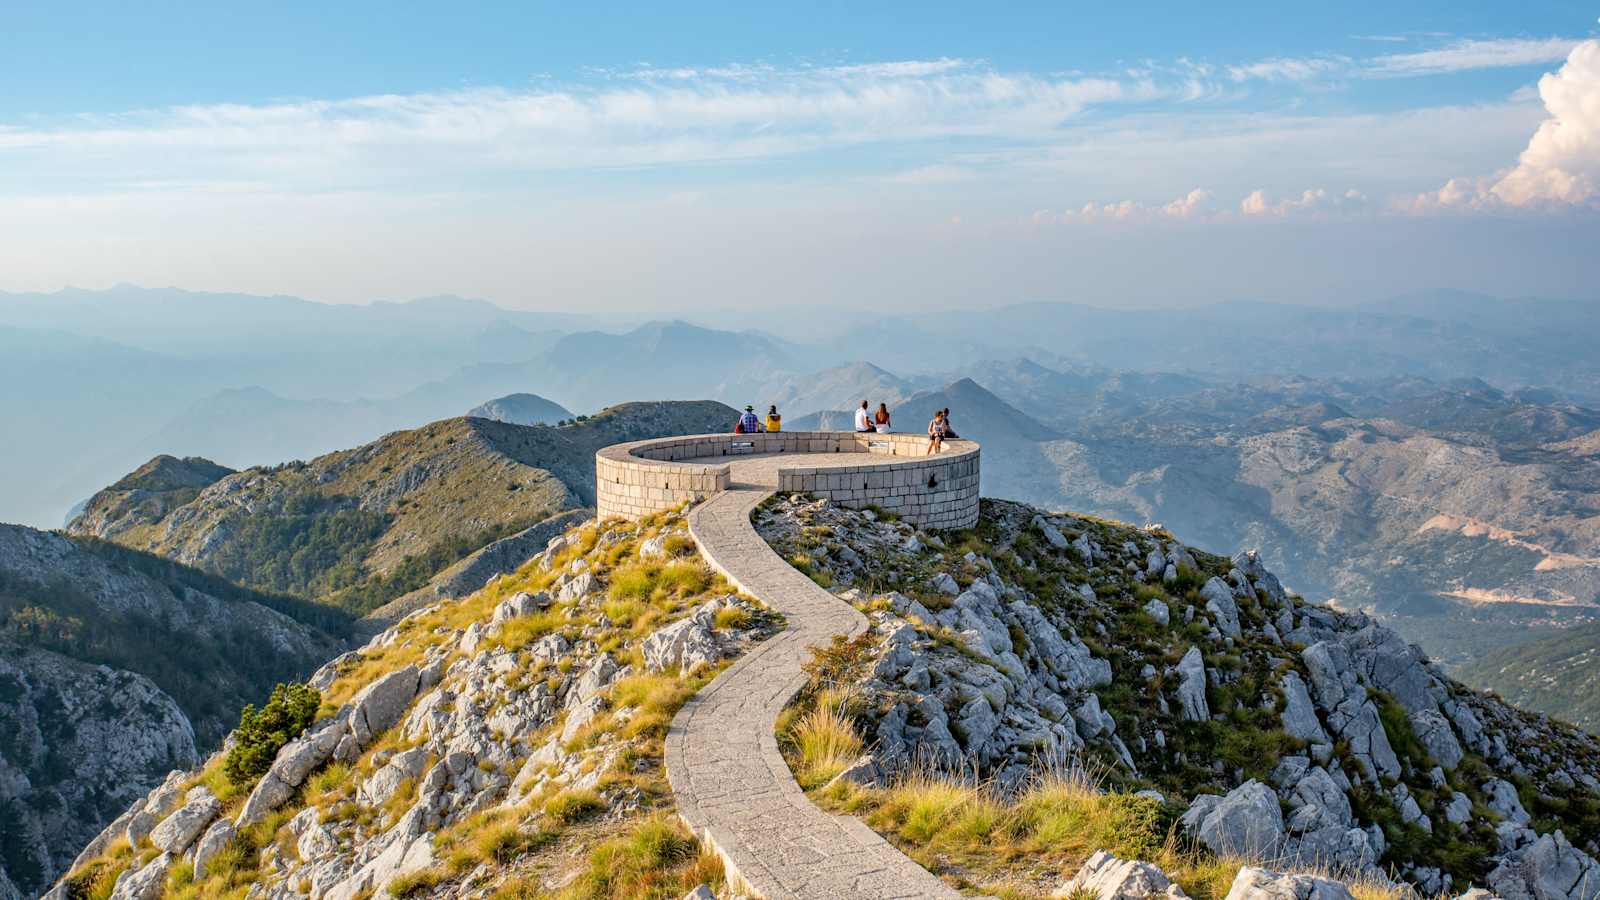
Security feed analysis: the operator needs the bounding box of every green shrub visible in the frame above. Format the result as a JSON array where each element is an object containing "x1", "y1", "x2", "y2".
[{"x1": 224, "y1": 682, "x2": 321, "y2": 785}]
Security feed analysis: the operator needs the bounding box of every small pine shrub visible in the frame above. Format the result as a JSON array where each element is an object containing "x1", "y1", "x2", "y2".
[{"x1": 224, "y1": 683, "x2": 321, "y2": 786}]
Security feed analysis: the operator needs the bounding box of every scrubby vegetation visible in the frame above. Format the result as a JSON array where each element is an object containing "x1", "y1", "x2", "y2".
[
  {"x1": 764, "y1": 494, "x2": 1600, "y2": 898},
  {"x1": 224, "y1": 682, "x2": 321, "y2": 786},
  {"x1": 1457, "y1": 622, "x2": 1600, "y2": 734}
]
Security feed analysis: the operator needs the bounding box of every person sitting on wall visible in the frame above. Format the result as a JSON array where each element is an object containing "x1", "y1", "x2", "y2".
[
  {"x1": 940, "y1": 407, "x2": 959, "y2": 439},
  {"x1": 765, "y1": 405, "x2": 782, "y2": 432},
  {"x1": 927, "y1": 409, "x2": 945, "y2": 454},
  {"x1": 734, "y1": 404, "x2": 764, "y2": 434},
  {"x1": 854, "y1": 400, "x2": 874, "y2": 433},
  {"x1": 873, "y1": 402, "x2": 892, "y2": 433}
]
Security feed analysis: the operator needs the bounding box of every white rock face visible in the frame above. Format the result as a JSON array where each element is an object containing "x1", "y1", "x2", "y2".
[
  {"x1": 491, "y1": 591, "x2": 549, "y2": 624},
  {"x1": 1488, "y1": 828, "x2": 1600, "y2": 900},
  {"x1": 107, "y1": 852, "x2": 173, "y2": 900},
  {"x1": 1175, "y1": 647, "x2": 1210, "y2": 722},
  {"x1": 0, "y1": 646, "x2": 197, "y2": 897},
  {"x1": 1223, "y1": 867, "x2": 1357, "y2": 900},
  {"x1": 190, "y1": 818, "x2": 235, "y2": 880},
  {"x1": 1279, "y1": 671, "x2": 1329, "y2": 744},
  {"x1": 641, "y1": 598, "x2": 731, "y2": 674},
  {"x1": 1301, "y1": 641, "x2": 1401, "y2": 782},
  {"x1": 1142, "y1": 598, "x2": 1170, "y2": 627},
  {"x1": 1200, "y1": 577, "x2": 1241, "y2": 638},
  {"x1": 1034, "y1": 516, "x2": 1071, "y2": 550},
  {"x1": 148, "y1": 787, "x2": 220, "y2": 854},
  {"x1": 1484, "y1": 778, "x2": 1531, "y2": 825},
  {"x1": 1182, "y1": 781, "x2": 1284, "y2": 858},
  {"x1": 236, "y1": 711, "x2": 348, "y2": 827},
  {"x1": 1054, "y1": 849, "x2": 1190, "y2": 899},
  {"x1": 348, "y1": 665, "x2": 423, "y2": 745}
]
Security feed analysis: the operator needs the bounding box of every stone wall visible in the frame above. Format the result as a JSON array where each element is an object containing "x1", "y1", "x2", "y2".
[
  {"x1": 594, "y1": 445, "x2": 731, "y2": 522},
  {"x1": 776, "y1": 449, "x2": 979, "y2": 530},
  {"x1": 595, "y1": 431, "x2": 980, "y2": 529}
]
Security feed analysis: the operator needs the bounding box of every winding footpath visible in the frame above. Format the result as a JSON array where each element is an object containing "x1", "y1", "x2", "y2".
[{"x1": 665, "y1": 456, "x2": 962, "y2": 899}]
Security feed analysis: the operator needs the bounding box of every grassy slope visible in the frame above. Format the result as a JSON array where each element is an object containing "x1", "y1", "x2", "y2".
[
  {"x1": 69, "y1": 401, "x2": 737, "y2": 616},
  {"x1": 1456, "y1": 622, "x2": 1600, "y2": 733}
]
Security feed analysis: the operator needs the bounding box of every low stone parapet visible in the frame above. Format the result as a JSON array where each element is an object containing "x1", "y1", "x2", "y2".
[{"x1": 595, "y1": 431, "x2": 980, "y2": 529}]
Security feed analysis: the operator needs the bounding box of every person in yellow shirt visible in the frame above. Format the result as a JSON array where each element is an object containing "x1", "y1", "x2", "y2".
[{"x1": 764, "y1": 405, "x2": 782, "y2": 432}]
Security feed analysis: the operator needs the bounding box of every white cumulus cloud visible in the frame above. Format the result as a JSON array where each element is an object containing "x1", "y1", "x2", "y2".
[
  {"x1": 1407, "y1": 40, "x2": 1600, "y2": 210},
  {"x1": 1240, "y1": 187, "x2": 1369, "y2": 217},
  {"x1": 1491, "y1": 40, "x2": 1600, "y2": 205}
]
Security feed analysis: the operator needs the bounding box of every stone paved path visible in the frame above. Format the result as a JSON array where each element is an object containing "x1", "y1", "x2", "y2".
[{"x1": 665, "y1": 456, "x2": 961, "y2": 899}]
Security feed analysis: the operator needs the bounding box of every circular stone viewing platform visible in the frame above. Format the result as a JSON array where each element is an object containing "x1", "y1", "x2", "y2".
[{"x1": 595, "y1": 431, "x2": 980, "y2": 529}]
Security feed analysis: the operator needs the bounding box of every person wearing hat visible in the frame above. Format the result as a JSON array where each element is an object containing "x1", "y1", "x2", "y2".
[
  {"x1": 734, "y1": 404, "x2": 764, "y2": 434},
  {"x1": 765, "y1": 404, "x2": 782, "y2": 432}
]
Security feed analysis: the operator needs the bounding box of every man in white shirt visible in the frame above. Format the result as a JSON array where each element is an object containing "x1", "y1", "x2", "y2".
[{"x1": 853, "y1": 400, "x2": 873, "y2": 432}]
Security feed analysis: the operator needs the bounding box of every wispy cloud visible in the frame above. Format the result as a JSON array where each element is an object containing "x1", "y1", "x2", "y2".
[
  {"x1": 0, "y1": 61, "x2": 1155, "y2": 191},
  {"x1": 1369, "y1": 37, "x2": 1581, "y2": 76},
  {"x1": 1227, "y1": 57, "x2": 1347, "y2": 83},
  {"x1": 1219, "y1": 36, "x2": 1584, "y2": 87}
]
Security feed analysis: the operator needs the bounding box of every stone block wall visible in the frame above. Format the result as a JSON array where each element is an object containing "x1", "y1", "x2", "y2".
[
  {"x1": 595, "y1": 432, "x2": 980, "y2": 529},
  {"x1": 594, "y1": 448, "x2": 730, "y2": 521},
  {"x1": 776, "y1": 450, "x2": 979, "y2": 529}
]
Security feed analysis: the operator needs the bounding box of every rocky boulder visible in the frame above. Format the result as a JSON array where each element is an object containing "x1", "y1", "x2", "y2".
[
  {"x1": 107, "y1": 852, "x2": 174, "y2": 900},
  {"x1": 148, "y1": 786, "x2": 220, "y2": 854},
  {"x1": 1487, "y1": 829, "x2": 1600, "y2": 900},
  {"x1": 1175, "y1": 647, "x2": 1210, "y2": 722},
  {"x1": 641, "y1": 598, "x2": 729, "y2": 674},
  {"x1": 1223, "y1": 867, "x2": 1356, "y2": 900},
  {"x1": 1201, "y1": 577, "x2": 1241, "y2": 638},
  {"x1": 1183, "y1": 781, "x2": 1284, "y2": 858},
  {"x1": 1054, "y1": 850, "x2": 1190, "y2": 899}
]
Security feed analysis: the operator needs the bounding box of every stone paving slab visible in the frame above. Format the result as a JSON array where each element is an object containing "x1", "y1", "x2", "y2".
[{"x1": 665, "y1": 456, "x2": 962, "y2": 899}]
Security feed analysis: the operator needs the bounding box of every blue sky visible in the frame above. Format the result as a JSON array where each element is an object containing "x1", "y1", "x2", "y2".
[{"x1": 2, "y1": 1, "x2": 1598, "y2": 311}]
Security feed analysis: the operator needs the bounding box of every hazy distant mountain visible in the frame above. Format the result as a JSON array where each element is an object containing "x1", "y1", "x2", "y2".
[
  {"x1": 466, "y1": 393, "x2": 573, "y2": 425},
  {"x1": 784, "y1": 360, "x2": 1600, "y2": 665},
  {"x1": 751, "y1": 361, "x2": 929, "y2": 418},
  {"x1": 0, "y1": 286, "x2": 582, "y2": 365},
  {"x1": 9, "y1": 287, "x2": 1600, "y2": 529},
  {"x1": 825, "y1": 290, "x2": 1600, "y2": 403},
  {"x1": 401, "y1": 320, "x2": 805, "y2": 415}
]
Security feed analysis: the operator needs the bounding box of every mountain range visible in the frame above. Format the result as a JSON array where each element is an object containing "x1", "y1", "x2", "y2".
[{"x1": 9, "y1": 285, "x2": 1600, "y2": 530}]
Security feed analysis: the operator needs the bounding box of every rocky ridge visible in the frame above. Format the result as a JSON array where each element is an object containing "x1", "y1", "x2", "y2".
[
  {"x1": 65, "y1": 401, "x2": 738, "y2": 615},
  {"x1": 758, "y1": 495, "x2": 1600, "y2": 899},
  {"x1": 48, "y1": 507, "x2": 772, "y2": 900},
  {"x1": 465, "y1": 393, "x2": 573, "y2": 427}
]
